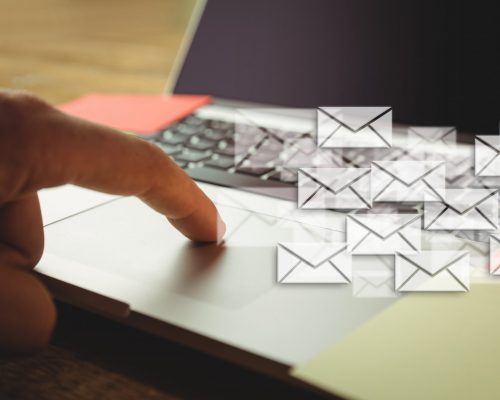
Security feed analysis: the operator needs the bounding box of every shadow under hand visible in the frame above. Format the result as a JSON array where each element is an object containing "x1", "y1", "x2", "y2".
[{"x1": 169, "y1": 241, "x2": 275, "y2": 309}]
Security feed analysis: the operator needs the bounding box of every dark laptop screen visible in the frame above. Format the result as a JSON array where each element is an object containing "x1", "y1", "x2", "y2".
[{"x1": 174, "y1": 0, "x2": 499, "y2": 134}]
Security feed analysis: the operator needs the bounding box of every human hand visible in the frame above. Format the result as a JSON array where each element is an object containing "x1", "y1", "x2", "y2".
[{"x1": 0, "y1": 90, "x2": 225, "y2": 354}]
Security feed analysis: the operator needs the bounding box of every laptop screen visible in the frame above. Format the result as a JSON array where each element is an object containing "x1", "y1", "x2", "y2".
[{"x1": 174, "y1": 0, "x2": 499, "y2": 134}]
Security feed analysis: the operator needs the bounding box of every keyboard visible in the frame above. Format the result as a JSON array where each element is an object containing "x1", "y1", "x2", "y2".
[
  {"x1": 148, "y1": 114, "x2": 301, "y2": 200},
  {"x1": 149, "y1": 114, "x2": 481, "y2": 191}
]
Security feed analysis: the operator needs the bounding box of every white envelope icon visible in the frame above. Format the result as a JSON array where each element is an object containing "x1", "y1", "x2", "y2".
[
  {"x1": 475, "y1": 135, "x2": 500, "y2": 177},
  {"x1": 424, "y1": 188, "x2": 499, "y2": 231},
  {"x1": 489, "y1": 234, "x2": 500, "y2": 275},
  {"x1": 371, "y1": 161, "x2": 446, "y2": 202},
  {"x1": 214, "y1": 187, "x2": 344, "y2": 246},
  {"x1": 298, "y1": 167, "x2": 371, "y2": 209},
  {"x1": 347, "y1": 213, "x2": 421, "y2": 255},
  {"x1": 395, "y1": 251, "x2": 470, "y2": 292},
  {"x1": 407, "y1": 126, "x2": 456, "y2": 149},
  {"x1": 352, "y1": 256, "x2": 397, "y2": 298},
  {"x1": 277, "y1": 242, "x2": 351, "y2": 283},
  {"x1": 443, "y1": 151, "x2": 474, "y2": 187},
  {"x1": 317, "y1": 107, "x2": 392, "y2": 148},
  {"x1": 280, "y1": 135, "x2": 345, "y2": 168}
]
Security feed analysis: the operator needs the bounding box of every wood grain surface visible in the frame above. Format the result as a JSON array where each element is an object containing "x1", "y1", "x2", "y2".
[{"x1": 0, "y1": 1, "x2": 326, "y2": 398}]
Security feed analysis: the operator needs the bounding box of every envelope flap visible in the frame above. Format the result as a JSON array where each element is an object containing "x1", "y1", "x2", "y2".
[
  {"x1": 300, "y1": 168, "x2": 370, "y2": 193},
  {"x1": 372, "y1": 161, "x2": 443, "y2": 185},
  {"x1": 279, "y1": 243, "x2": 347, "y2": 268},
  {"x1": 444, "y1": 189, "x2": 497, "y2": 214},
  {"x1": 409, "y1": 127, "x2": 455, "y2": 142},
  {"x1": 349, "y1": 214, "x2": 420, "y2": 239},
  {"x1": 358, "y1": 273, "x2": 392, "y2": 287},
  {"x1": 491, "y1": 234, "x2": 500, "y2": 243},
  {"x1": 398, "y1": 251, "x2": 467, "y2": 276},
  {"x1": 319, "y1": 107, "x2": 391, "y2": 132},
  {"x1": 476, "y1": 135, "x2": 500, "y2": 152}
]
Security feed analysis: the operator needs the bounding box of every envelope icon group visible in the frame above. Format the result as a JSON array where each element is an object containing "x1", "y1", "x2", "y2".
[
  {"x1": 475, "y1": 135, "x2": 500, "y2": 177},
  {"x1": 317, "y1": 107, "x2": 392, "y2": 148},
  {"x1": 395, "y1": 251, "x2": 469, "y2": 292},
  {"x1": 424, "y1": 188, "x2": 498, "y2": 231},
  {"x1": 371, "y1": 160, "x2": 446, "y2": 202},
  {"x1": 277, "y1": 242, "x2": 351, "y2": 283},
  {"x1": 347, "y1": 213, "x2": 421, "y2": 255},
  {"x1": 298, "y1": 167, "x2": 371, "y2": 209}
]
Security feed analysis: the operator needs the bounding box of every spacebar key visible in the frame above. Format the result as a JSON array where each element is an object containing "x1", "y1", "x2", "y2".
[{"x1": 174, "y1": 151, "x2": 212, "y2": 163}]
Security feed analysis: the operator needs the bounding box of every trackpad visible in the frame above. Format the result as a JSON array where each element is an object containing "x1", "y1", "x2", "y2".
[{"x1": 42, "y1": 197, "x2": 343, "y2": 309}]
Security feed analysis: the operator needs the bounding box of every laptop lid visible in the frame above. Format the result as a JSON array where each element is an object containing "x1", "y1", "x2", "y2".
[{"x1": 171, "y1": 0, "x2": 500, "y2": 134}]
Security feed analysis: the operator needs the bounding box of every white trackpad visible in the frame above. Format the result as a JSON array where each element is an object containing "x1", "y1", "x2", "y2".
[{"x1": 39, "y1": 195, "x2": 344, "y2": 309}]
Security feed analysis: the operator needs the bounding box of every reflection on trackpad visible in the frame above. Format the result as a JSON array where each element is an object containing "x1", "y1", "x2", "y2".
[{"x1": 170, "y1": 243, "x2": 275, "y2": 309}]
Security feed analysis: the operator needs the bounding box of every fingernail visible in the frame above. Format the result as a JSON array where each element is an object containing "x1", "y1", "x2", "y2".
[{"x1": 216, "y1": 212, "x2": 226, "y2": 242}]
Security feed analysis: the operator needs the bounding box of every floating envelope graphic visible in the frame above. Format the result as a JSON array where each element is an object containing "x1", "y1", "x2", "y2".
[
  {"x1": 214, "y1": 188, "x2": 296, "y2": 246},
  {"x1": 280, "y1": 135, "x2": 345, "y2": 168},
  {"x1": 317, "y1": 107, "x2": 392, "y2": 148},
  {"x1": 277, "y1": 242, "x2": 351, "y2": 283},
  {"x1": 395, "y1": 251, "x2": 470, "y2": 292},
  {"x1": 424, "y1": 230, "x2": 490, "y2": 282},
  {"x1": 214, "y1": 188, "x2": 341, "y2": 246},
  {"x1": 371, "y1": 161, "x2": 446, "y2": 202},
  {"x1": 298, "y1": 167, "x2": 371, "y2": 209},
  {"x1": 352, "y1": 256, "x2": 397, "y2": 298},
  {"x1": 407, "y1": 126, "x2": 456, "y2": 150},
  {"x1": 489, "y1": 234, "x2": 500, "y2": 275},
  {"x1": 424, "y1": 188, "x2": 499, "y2": 231},
  {"x1": 423, "y1": 230, "x2": 488, "y2": 268},
  {"x1": 443, "y1": 152, "x2": 474, "y2": 187},
  {"x1": 475, "y1": 135, "x2": 500, "y2": 177},
  {"x1": 347, "y1": 213, "x2": 421, "y2": 255}
]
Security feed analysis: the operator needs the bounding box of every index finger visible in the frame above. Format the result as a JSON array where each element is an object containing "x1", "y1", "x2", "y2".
[{"x1": 3, "y1": 94, "x2": 225, "y2": 242}]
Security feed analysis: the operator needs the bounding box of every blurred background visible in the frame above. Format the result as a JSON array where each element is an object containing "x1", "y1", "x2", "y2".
[{"x1": 0, "y1": 0, "x2": 196, "y2": 104}]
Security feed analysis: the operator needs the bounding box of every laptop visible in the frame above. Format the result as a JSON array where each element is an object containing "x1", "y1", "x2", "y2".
[{"x1": 36, "y1": 0, "x2": 500, "y2": 395}]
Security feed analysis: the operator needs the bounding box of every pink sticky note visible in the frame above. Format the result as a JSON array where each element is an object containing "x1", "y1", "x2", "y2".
[{"x1": 58, "y1": 93, "x2": 212, "y2": 135}]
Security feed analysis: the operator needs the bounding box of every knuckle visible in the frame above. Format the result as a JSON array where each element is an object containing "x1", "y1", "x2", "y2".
[
  {"x1": 0, "y1": 91, "x2": 50, "y2": 201},
  {"x1": 0, "y1": 89, "x2": 49, "y2": 139}
]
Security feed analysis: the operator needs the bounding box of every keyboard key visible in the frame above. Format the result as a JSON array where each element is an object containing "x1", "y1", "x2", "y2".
[
  {"x1": 183, "y1": 116, "x2": 204, "y2": 126},
  {"x1": 202, "y1": 129, "x2": 226, "y2": 141},
  {"x1": 236, "y1": 166, "x2": 274, "y2": 177},
  {"x1": 204, "y1": 156, "x2": 235, "y2": 170},
  {"x1": 174, "y1": 160, "x2": 188, "y2": 169},
  {"x1": 173, "y1": 123, "x2": 202, "y2": 136},
  {"x1": 174, "y1": 150, "x2": 212, "y2": 163},
  {"x1": 258, "y1": 139, "x2": 283, "y2": 153},
  {"x1": 209, "y1": 120, "x2": 232, "y2": 130},
  {"x1": 156, "y1": 142, "x2": 182, "y2": 155},
  {"x1": 160, "y1": 130, "x2": 188, "y2": 145},
  {"x1": 185, "y1": 137, "x2": 215, "y2": 151},
  {"x1": 214, "y1": 147, "x2": 236, "y2": 156},
  {"x1": 280, "y1": 170, "x2": 299, "y2": 183}
]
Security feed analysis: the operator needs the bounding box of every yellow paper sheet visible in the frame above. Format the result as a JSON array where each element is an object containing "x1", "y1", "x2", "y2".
[{"x1": 292, "y1": 284, "x2": 500, "y2": 400}]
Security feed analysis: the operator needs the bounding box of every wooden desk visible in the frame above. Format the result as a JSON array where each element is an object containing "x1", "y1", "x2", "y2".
[{"x1": 0, "y1": 1, "x2": 325, "y2": 398}]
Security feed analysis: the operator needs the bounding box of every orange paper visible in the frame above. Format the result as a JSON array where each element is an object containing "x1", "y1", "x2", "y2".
[{"x1": 58, "y1": 93, "x2": 212, "y2": 135}]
